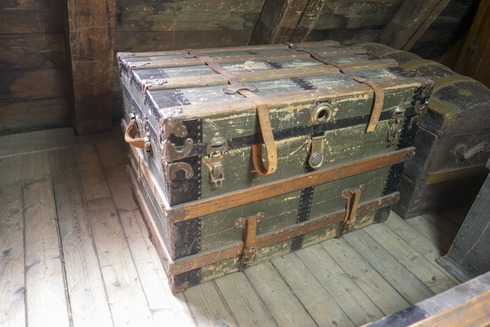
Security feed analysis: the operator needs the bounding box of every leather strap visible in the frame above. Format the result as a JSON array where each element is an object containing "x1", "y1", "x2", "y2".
[
  {"x1": 124, "y1": 118, "x2": 145, "y2": 148},
  {"x1": 187, "y1": 50, "x2": 277, "y2": 175},
  {"x1": 288, "y1": 44, "x2": 384, "y2": 132}
]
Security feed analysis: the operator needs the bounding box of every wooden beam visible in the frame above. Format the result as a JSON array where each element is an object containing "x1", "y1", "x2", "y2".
[
  {"x1": 65, "y1": 0, "x2": 116, "y2": 134},
  {"x1": 291, "y1": 0, "x2": 328, "y2": 42},
  {"x1": 455, "y1": 0, "x2": 490, "y2": 84},
  {"x1": 250, "y1": 0, "x2": 311, "y2": 44},
  {"x1": 376, "y1": 0, "x2": 451, "y2": 51}
]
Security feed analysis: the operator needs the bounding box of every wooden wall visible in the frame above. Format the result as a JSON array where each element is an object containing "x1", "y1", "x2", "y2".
[
  {"x1": 0, "y1": 0, "x2": 71, "y2": 136},
  {"x1": 0, "y1": 0, "x2": 480, "y2": 136}
]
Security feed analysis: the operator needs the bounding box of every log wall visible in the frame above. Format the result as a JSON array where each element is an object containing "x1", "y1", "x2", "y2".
[{"x1": 0, "y1": 0, "x2": 70, "y2": 136}]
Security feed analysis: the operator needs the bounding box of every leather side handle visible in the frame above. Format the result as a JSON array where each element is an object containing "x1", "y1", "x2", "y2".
[{"x1": 124, "y1": 118, "x2": 145, "y2": 148}]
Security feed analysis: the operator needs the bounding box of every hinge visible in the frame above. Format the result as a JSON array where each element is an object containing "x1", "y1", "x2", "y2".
[
  {"x1": 234, "y1": 212, "x2": 265, "y2": 270},
  {"x1": 202, "y1": 132, "x2": 228, "y2": 188},
  {"x1": 387, "y1": 105, "x2": 406, "y2": 147},
  {"x1": 336, "y1": 184, "x2": 364, "y2": 238},
  {"x1": 308, "y1": 134, "x2": 326, "y2": 169}
]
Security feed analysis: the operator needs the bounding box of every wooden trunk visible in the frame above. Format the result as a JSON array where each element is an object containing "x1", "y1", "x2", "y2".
[
  {"x1": 117, "y1": 41, "x2": 431, "y2": 292},
  {"x1": 359, "y1": 43, "x2": 490, "y2": 218}
]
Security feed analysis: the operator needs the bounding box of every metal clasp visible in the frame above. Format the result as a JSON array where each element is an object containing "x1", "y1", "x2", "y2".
[
  {"x1": 337, "y1": 184, "x2": 364, "y2": 238},
  {"x1": 202, "y1": 133, "x2": 228, "y2": 188},
  {"x1": 234, "y1": 212, "x2": 265, "y2": 270}
]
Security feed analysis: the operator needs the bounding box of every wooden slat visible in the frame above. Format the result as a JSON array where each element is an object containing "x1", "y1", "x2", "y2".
[
  {"x1": 74, "y1": 145, "x2": 112, "y2": 202},
  {"x1": 0, "y1": 33, "x2": 66, "y2": 71},
  {"x1": 167, "y1": 147, "x2": 414, "y2": 221},
  {"x1": 0, "y1": 126, "x2": 121, "y2": 159},
  {"x1": 250, "y1": 0, "x2": 311, "y2": 44},
  {"x1": 65, "y1": 0, "x2": 115, "y2": 134},
  {"x1": 74, "y1": 144, "x2": 154, "y2": 327},
  {"x1": 49, "y1": 149, "x2": 113, "y2": 327},
  {"x1": 404, "y1": 216, "x2": 454, "y2": 253},
  {"x1": 95, "y1": 140, "x2": 196, "y2": 326},
  {"x1": 0, "y1": 69, "x2": 68, "y2": 101},
  {"x1": 0, "y1": 98, "x2": 71, "y2": 136},
  {"x1": 23, "y1": 153, "x2": 70, "y2": 327},
  {"x1": 364, "y1": 224, "x2": 457, "y2": 293},
  {"x1": 376, "y1": 0, "x2": 451, "y2": 51},
  {"x1": 0, "y1": 10, "x2": 62, "y2": 34},
  {"x1": 245, "y1": 262, "x2": 318, "y2": 327},
  {"x1": 214, "y1": 273, "x2": 278, "y2": 327},
  {"x1": 272, "y1": 255, "x2": 356, "y2": 327},
  {"x1": 0, "y1": 156, "x2": 25, "y2": 327},
  {"x1": 344, "y1": 229, "x2": 435, "y2": 305},
  {"x1": 144, "y1": 58, "x2": 397, "y2": 91},
  {"x1": 383, "y1": 212, "x2": 445, "y2": 262},
  {"x1": 183, "y1": 282, "x2": 238, "y2": 327},
  {"x1": 297, "y1": 244, "x2": 384, "y2": 325},
  {"x1": 322, "y1": 237, "x2": 410, "y2": 315},
  {"x1": 422, "y1": 213, "x2": 460, "y2": 240}
]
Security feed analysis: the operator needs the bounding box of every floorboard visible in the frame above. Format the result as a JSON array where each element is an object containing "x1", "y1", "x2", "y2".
[
  {"x1": 0, "y1": 128, "x2": 472, "y2": 327},
  {"x1": 297, "y1": 244, "x2": 384, "y2": 326},
  {"x1": 96, "y1": 140, "x2": 196, "y2": 327},
  {"x1": 364, "y1": 224, "x2": 458, "y2": 294},
  {"x1": 215, "y1": 273, "x2": 278, "y2": 327},
  {"x1": 23, "y1": 153, "x2": 71, "y2": 327},
  {"x1": 322, "y1": 237, "x2": 411, "y2": 314},
  {"x1": 272, "y1": 254, "x2": 356, "y2": 327},
  {"x1": 0, "y1": 156, "x2": 25, "y2": 327},
  {"x1": 245, "y1": 262, "x2": 318, "y2": 327},
  {"x1": 74, "y1": 144, "x2": 154, "y2": 327},
  {"x1": 184, "y1": 282, "x2": 237, "y2": 327},
  {"x1": 49, "y1": 149, "x2": 113, "y2": 327},
  {"x1": 344, "y1": 229, "x2": 435, "y2": 305}
]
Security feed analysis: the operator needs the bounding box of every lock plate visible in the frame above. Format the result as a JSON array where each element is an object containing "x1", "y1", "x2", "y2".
[{"x1": 308, "y1": 135, "x2": 326, "y2": 169}]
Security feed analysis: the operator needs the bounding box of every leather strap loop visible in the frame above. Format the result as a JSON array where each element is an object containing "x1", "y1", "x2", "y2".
[
  {"x1": 240, "y1": 90, "x2": 278, "y2": 175},
  {"x1": 288, "y1": 45, "x2": 384, "y2": 133},
  {"x1": 188, "y1": 50, "x2": 278, "y2": 175},
  {"x1": 124, "y1": 118, "x2": 145, "y2": 148}
]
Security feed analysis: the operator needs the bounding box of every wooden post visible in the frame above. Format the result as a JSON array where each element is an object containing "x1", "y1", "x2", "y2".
[
  {"x1": 376, "y1": 0, "x2": 450, "y2": 51},
  {"x1": 65, "y1": 0, "x2": 116, "y2": 134}
]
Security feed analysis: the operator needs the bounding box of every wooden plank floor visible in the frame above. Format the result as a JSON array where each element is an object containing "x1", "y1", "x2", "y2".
[{"x1": 0, "y1": 127, "x2": 466, "y2": 327}]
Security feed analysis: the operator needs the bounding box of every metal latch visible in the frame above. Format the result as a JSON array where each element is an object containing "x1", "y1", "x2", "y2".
[
  {"x1": 308, "y1": 134, "x2": 326, "y2": 169},
  {"x1": 337, "y1": 184, "x2": 364, "y2": 238},
  {"x1": 387, "y1": 105, "x2": 406, "y2": 147},
  {"x1": 234, "y1": 212, "x2": 265, "y2": 270},
  {"x1": 409, "y1": 80, "x2": 434, "y2": 129},
  {"x1": 202, "y1": 132, "x2": 228, "y2": 188},
  {"x1": 454, "y1": 142, "x2": 488, "y2": 161}
]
